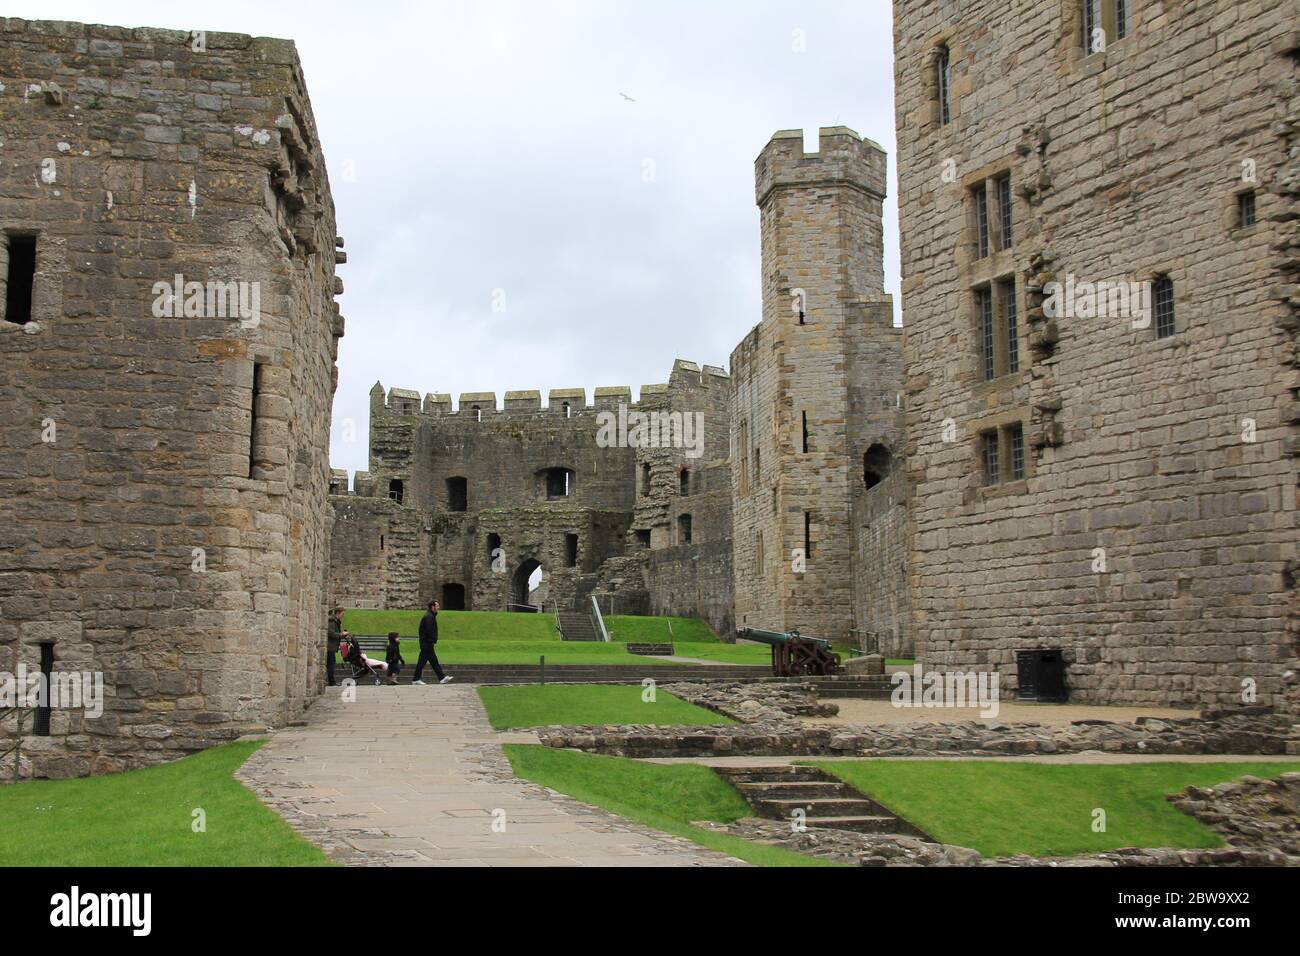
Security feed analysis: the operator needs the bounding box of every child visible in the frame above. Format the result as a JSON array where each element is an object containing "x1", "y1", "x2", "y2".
[{"x1": 385, "y1": 632, "x2": 405, "y2": 686}]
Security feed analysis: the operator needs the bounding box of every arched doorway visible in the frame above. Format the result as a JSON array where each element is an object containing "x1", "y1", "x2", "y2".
[
  {"x1": 441, "y1": 583, "x2": 466, "y2": 611},
  {"x1": 510, "y1": 559, "x2": 545, "y2": 611}
]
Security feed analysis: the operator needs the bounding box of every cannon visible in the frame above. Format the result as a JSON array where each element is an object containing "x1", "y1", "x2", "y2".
[{"x1": 736, "y1": 627, "x2": 842, "y2": 677}]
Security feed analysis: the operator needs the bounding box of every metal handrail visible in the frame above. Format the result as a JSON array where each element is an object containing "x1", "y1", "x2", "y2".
[{"x1": 589, "y1": 595, "x2": 611, "y2": 643}]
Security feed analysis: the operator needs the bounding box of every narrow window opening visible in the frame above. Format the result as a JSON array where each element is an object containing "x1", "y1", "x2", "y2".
[
  {"x1": 803, "y1": 512, "x2": 812, "y2": 560},
  {"x1": 564, "y1": 533, "x2": 579, "y2": 568},
  {"x1": 679, "y1": 469, "x2": 689, "y2": 496},
  {"x1": 388, "y1": 479, "x2": 404, "y2": 504},
  {"x1": 1001, "y1": 278, "x2": 1019, "y2": 374},
  {"x1": 937, "y1": 45, "x2": 952, "y2": 126},
  {"x1": 562, "y1": 401, "x2": 571, "y2": 419},
  {"x1": 1009, "y1": 423, "x2": 1026, "y2": 482},
  {"x1": 678, "y1": 514, "x2": 693, "y2": 545},
  {"x1": 739, "y1": 421, "x2": 750, "y2": 494},
  {"x1": 471, "y1": 404, "x2": 482, "y2": 422},
  {"x1": 756, "y1": 531, "x2": 765, "y2": 572},
  {"x1": 641, "y1": 463, "x2": 652, "y2": 496},
  {"x1": 1083, "y1": 0, "x2": 1103, "y2": 54},
  {"x1": 976, "y1": 286, "x2": 995, "y2": 380},
  {"x1": 487, "y1": 533, "x2": 502, "y2": 569},
  {"x1": 974, "y1": 185, "x2": 990, "y2": 258},
  {"x1": 380, "y1": 534, "x2": 385, "y2": 551},
  {"x1": 996, "y1": 175, "x2": 1013, "y2": 249},
  {"x1": 248, "y1": 361, "x2": 263, "y2": 479},
  {"x1": 1238, "y1": 191, "x2": 1256, "y2": 229},
  {"x1": 981, "y1": 430, "x2": 1000, "y2": 486},
  {"x1": 4, "y1": 234, "x2": 37, "y2": 326},
  {"x1": 34, "y1": 643, "x2": 54, "y2": 737},
  {"x1": 801, "y1": 411, "x2": 810, "y2": 453},
  {"x1": 1115, "y1": 0, "x2": 1129, "y2": 40},
  {"x1": 1154, "y1": 275, "x2": 1176, "y2": 339}
]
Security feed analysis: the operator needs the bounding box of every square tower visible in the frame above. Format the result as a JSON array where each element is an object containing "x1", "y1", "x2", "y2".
[{"x1": 731, "y1": 128, "x2": 902, "y2": 644}]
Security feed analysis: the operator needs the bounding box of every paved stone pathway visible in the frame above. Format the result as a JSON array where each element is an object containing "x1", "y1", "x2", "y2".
[{"x1": 237, "y1": 684, "x2": 742, "y2": 867}]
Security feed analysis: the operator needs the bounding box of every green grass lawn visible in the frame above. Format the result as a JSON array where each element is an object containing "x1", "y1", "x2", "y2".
[
  {"x1": 380, "y1": 639, "x2": 692, "y2": 666},
  {"x1": 0, "y1": 741, "x2": 330, "y2": 867},
  {"x1": 809, "y1": 760, "x2": 1300, "y2": 858},
  {"x1": 342, "y1": 609, "x2": 558, "y2": 641},
  {"x1": 503, "y1": 745, "x2": 836, "y2": 867},
  {"x1": 673, "y1": 641, "x2": 771, "y2": 664},
  {"x1": 605, "y1": 615, "x2": 718, "y2": 643},
  {"x1": 477, "y1": 683, "x2": 736, "y2": 730},
  {"x1": 341, "y1": 609, "x2": 771, "y2": 667}
]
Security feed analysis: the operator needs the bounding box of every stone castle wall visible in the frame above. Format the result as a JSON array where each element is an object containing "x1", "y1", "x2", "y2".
[
  {"x1": 0, "y1": 19, "x2": 342, "y2": 777},
  {"x1": 329, "y1": 360, "x2": 734, "y2": 628},
  {"x1": 731, "y1": 128, "x2": 908, "y2": 648},
  {"x1": 894, "y1": 0, "x2": 1298, "y2": 707}
]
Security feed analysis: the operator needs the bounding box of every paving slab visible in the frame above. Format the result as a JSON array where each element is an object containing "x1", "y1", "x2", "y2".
[{"x1": 237, "y1": 684, "x2": 743, "y2": 867}]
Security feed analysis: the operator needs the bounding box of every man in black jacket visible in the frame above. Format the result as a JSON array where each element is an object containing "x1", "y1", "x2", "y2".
[{"x1": 412, "y1": 600, "x2": 454, "y2": 685}]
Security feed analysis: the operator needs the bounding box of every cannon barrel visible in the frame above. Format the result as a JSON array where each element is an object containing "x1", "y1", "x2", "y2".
[{"x1": 736, "y1": 626, "x2": 832, "y2": 650}]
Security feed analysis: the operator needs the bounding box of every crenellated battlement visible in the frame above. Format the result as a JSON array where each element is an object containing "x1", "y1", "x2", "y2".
[
  {"x1": 328, "y1": 468, "x2": 387, "y2": 497},
  {"x1": 755, "y1": 126, "x2": 887, "y2": 208},
  {"x1": 369, "y1": 358, "x2": 730, "y2": 423}
]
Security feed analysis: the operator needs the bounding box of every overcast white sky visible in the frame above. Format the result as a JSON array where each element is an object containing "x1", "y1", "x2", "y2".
[{"x1": 27, "y1": 0, "x2": 899, "y2": 475}]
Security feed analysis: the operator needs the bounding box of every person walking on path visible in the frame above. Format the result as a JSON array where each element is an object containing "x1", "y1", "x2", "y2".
[
  {"x1": 326, "y1": 607, "x2": 349, "y2": 687},
  {"x1": 384, "y1": 632, "x2": 405, "y2": 686},
  {"x1": 412, "y1": 600, "x2": 454, "y2": 685}
]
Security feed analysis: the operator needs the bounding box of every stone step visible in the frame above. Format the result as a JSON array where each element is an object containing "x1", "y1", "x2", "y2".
[
  {"x1": 714, "y1": 765, "x2": 827, "y2": 783},
  {"x1": 754, "y1": 797, "x2": 883, "y2": 818},
  {"x1": 803, "y1": 815, "x2": 906, "y2": 834},
  {"x1": 734, "y1": 780, "x2": 852, "y2": 799},
  {"x1": 714, "y1": 764, "x2": 933, "y2": 839}
]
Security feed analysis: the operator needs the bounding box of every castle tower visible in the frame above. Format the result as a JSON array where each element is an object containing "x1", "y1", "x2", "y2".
[{"x1": 731, "y1": 128, "x2": 899, "y2": 644}]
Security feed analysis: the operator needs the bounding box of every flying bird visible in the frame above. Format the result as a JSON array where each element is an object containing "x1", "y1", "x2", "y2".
[{"x1": 619, "y1": 92, "x2": 636, "y2": 102}]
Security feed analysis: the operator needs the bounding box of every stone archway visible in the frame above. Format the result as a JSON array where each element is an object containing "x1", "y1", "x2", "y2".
[
  {"x1": 441, "y1": 582, "x2": 466, "y2": 611},
  {"x1": 510, "y1": 558, "x2": 544, "y2": 610}
]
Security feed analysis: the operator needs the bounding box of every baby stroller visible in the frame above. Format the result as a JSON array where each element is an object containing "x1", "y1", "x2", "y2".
[{"x1": 340, "y1": 639, "x2": 388, "y2": 686}]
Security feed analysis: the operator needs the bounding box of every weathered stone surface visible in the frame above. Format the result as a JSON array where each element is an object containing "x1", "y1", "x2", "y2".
[
  {"x1": 328, "y1": 360, "x2": 735, "y2": 634},
  {"x1": 894, "y1": 0, "x2": 1300, "y2": 710},
  {"x1": 731, "y1": 128, "x2": 909, "y2": 659},
  {"x1": 0, "y1": 19, "x2": 342, "y2": 779},
  {"x1": 536, "y1": 681, "x2": 1300, "y2": 758}
]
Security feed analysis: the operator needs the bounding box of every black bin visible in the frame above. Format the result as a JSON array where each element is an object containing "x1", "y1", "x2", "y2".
[{"x1": 1016, "y1": 649, "x2": 1067, "y2": 702}]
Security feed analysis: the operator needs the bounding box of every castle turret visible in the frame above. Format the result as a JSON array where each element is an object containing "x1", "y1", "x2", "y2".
[{"x1": 731, "y1": 127, "x2": 900, "y2": 644}]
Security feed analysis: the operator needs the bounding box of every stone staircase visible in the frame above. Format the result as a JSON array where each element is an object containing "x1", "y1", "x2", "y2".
[
  {"x1": 715, "y1": 765, "x2": 929, "y2": 837},
  {"x1": 556, "y1": 610, "x2": 601, "y2": 642}
]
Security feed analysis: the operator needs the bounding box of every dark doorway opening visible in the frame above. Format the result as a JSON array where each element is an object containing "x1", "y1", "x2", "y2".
[
  {"x1": 564, "y1": 533, "x2": 579, "y2": 568},
  {"x1": 388, "y1": 479, "x2": 404, "y2": 504},
  {"x1": 441, "y1": 583, "x2": 466, "y2": 611},
  {"x1": 678, "y1": 514, "x2": 693, "y2": 545},
  {"x1": 634, "y1": 529, "x2": 651, "y2": 550},
  {"x1": 446, "y1": 476, "x2": 468, "y2": 512},
  {"x1": 486, "y1": 532, "x2": 502, "y2": 569}
]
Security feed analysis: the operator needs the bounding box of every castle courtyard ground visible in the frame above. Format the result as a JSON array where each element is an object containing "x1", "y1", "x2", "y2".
[
  {"x1": 234, "y1": 682, "x2": 1297, "y2": 866},
  {"x1": 235, "y1": 685, "x2": 740, "y2": 867}
]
